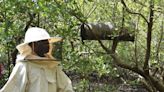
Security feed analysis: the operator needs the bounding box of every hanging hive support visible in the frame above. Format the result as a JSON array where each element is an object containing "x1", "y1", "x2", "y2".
[{"x1": 80, "y1": 22, "x2": 135, "y2": 42}]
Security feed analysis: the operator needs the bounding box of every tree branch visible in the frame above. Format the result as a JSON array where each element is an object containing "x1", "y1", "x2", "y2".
[
  {"x1": 96, "y1": 39, "x2": 145, "y2": 77},
  {"x1": 110, "y1": 53, "x2": 146, "y2": 77},
  {"x1": 143, "y1": 1, "x2": 154, "y2": 75},
  {"x1": 121, "y1": 0, "x2": 149, "y2": 24},
  {"x1": 97, "y1": 40, "x2": 112, "y2": 54},
  {"x1": 140, "y1": 78, "x2": 154, "y2": 92},
  {"x1": 149, "y1": 75, "x2": 164, "y2": 92}
]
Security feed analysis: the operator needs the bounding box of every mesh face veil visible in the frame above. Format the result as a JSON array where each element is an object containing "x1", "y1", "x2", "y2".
[{"x1": 29, "y1": 40, "x2": 50, "y2": 57}]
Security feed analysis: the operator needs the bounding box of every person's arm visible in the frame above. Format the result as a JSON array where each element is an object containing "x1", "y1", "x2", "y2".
[
  {"x1": 0, "y1": 62, "x2": 28, "y2": 92},
  {"x1": 56, "y1": 66, "x2": 74, "y2": 92}
]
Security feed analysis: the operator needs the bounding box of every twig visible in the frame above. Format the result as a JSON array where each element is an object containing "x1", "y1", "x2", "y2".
[
  {"x1": 133, "y1": 0, "x2": 147, "y2": 7},
  {"x1": 121, "y1": 0, "x2": 148, "y2": 24},
  {"x1": 156, "y1": 17, "x2": 163, "y2": 63},
  {"x1": 86, "y1": 2, "x2": 97, "y2": 18},
  {"x1": 70, "y1": 9, "x2": 86, "y2": 23}
]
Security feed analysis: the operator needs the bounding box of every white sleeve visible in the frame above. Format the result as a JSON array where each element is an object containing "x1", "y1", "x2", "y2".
[
  {"x1": 56, "y1": 66, "x2": 74, "y2": 92},
  {"x1": 0, "y1": 62, "x2": 28, "y2": 92}
]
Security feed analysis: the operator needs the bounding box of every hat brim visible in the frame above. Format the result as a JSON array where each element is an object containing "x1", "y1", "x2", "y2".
[
  {"x1": 16, "y1": 37, "x2": 63, "y2": 55},
  {"x1": 49, "y1": 37, "x2": 63, "y2": 43}
]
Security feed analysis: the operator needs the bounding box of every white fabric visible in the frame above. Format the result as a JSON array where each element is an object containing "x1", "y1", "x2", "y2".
[
  {"x1": 0, "y1": 56, "x2": 74, "y2": 92},
  {"x1": 24, "y1": 27, "x2": 62, "y2": 44},
  {"x1": 24, "y1": 27, "x2": 62, "y2": 43},
  {"x1": 24, "y1": 27, "x2": 51, "y2": 43},
  {"x1": 16, "y1": 44, "x2": 32, "y2": 59}
]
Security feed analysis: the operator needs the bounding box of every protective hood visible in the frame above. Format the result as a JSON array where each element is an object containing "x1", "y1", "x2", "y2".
[{"x1": 16, "y1": 27, "x2": 62, "y2": 59}]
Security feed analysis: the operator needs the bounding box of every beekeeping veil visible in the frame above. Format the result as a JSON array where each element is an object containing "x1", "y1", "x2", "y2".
[{"x1": 16, "y1": 27, "x2": 62, "y2": 61}]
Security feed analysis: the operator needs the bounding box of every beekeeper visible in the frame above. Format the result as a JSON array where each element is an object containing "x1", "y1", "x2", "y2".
[{"x1": 0, "y1": 27, "x2": 74, "y2": 92}]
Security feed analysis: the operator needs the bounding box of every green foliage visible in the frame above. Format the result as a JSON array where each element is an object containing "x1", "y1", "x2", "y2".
[{"x1": 0, "y1": 0, "x2": 164, "y2": 91}]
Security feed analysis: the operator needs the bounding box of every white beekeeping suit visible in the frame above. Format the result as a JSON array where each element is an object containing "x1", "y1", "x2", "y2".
[{"x1": 0, "y1": 27, "x2": 74, "y2": 92}]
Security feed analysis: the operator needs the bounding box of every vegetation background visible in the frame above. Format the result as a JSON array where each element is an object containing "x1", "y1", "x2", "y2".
[{"x1": 0, "y1": 0, "x2": 163, "y2": 92}]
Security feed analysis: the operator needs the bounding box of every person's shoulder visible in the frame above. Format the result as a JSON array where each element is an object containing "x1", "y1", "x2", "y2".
[
  {"x1": 15, "y1": 59, "x2": 29, "y2": 67},
  {"x1": 16, "y1": 54, "x2": 30, "y2": 64}
]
